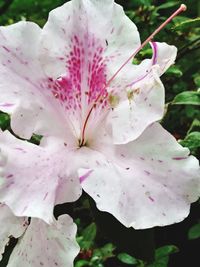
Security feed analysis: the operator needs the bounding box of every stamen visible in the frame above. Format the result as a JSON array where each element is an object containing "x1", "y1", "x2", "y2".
[{"x1": 79, "y1": 4, "x2": 187, "y2": 146}]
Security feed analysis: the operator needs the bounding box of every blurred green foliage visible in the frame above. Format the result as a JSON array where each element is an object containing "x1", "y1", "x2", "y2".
[
  {"x1": 76, "y1": 220, "x2": 179, "y2": 267},
  {"x1": 188, "y1": 223, "x2": 200, "y2": 240},
  {"x1": 0, "y1": 0, "x2": 200, "y2": 266},
  {"x1": 0, "y1": 0, "x2": 66, "y2": 26}
]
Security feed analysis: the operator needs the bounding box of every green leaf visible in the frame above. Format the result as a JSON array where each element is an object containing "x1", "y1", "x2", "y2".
[
  {"x1": 148, "y1": 256, "x2": 169, "y2": 267},
  {"x1": 0, "y1": 112, "x2": 10, "y2": 130},
  {"x1": 94, "y1": 264, "x2": 104, "y2": 267},
  {"x1": 180, "y1": 132, "x2": 200, "y2": 150},
  {"x1": 79, "y1": 223, "x2": 97, "y2": 250},
  {"x1": 156, "y1": 2, "x2": 180, "y2": 10},
  {"x1": 29, "y1": 134, "x2": 42, "y2": 145},
  {"x1": 139, "y1": 48, "x2": 153, "y2": 57},
  {"x1": 139, "y1": 0, "x2": 152, "y2": 7},
  {"x1": 93, "y1": 243, "x2": 115, "y2": 262},
  {"x1": 75, "y1": 260, "x2": 90, "y2": 267},
  {"x1": 188, "y1": 223, "x2": 200, "y2": 240},
  {"x1": 194, "y1": 74, "x2": 200, "y2": 88},
  {"x1": 117, "y1": 253, "x2": 138, "y2": 265},
  {"x1": 173, "y1": 18, "x2": 200, "y2": 31},
  {"x1": 166, "y1": 65, "x2": 183, "y2": 77},
  {"x1": 148, "y1": 246, "x2": 178, "y2": 267},
  {"x1": 155, "y1": 245, "x2": 179, "y2": 259},
  {"x1": 172, "y1": 91, "x2": 200, "y2": 105},
  {"x1": 187, "y1": 119, "x2": 200, "y2": 134}
]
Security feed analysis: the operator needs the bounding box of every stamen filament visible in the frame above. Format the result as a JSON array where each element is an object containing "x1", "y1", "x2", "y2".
[{"x1": 79, "y1": 4, "x2": 187, "y2": 147}]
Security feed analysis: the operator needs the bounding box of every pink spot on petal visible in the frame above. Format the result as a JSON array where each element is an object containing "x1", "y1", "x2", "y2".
[
  {"x1": 80, "y1": 170, "x2": 93, "y2": 183},
  {"x1": 2, "y1": 46, "x2": 10, "y2": 52},
  {"x1": 144, "y1": 170, "x2": 151, "y2": 175},
  {"x1": 43, "y1": 192, "x2": 49, "y2": 201},
  {"x1": 0, "y1": 103, "x2": 14, "y2": 107},
  {"x1": 6, "y1": 174, "x2": 13, "y2": 179},
  {"x1": 14, "y1": 147, "x2": 27, "y2": 153},
  {"x1": 6, "y1": 181, "x2": 15, "y2": 188},
  {"x1": 149, "y1": 196, "x2": 155, "y2": 202},
  {"x1": 172, "y1": 157, "x2": 187, "y2": 160}
]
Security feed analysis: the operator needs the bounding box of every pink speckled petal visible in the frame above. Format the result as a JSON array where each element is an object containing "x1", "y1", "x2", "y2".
[
  {"x1": 0, "y1": 131, "x2": 81, "y2": 223},
  {"x1": 7, "y1": 215, "x2": 79, "y2": 267},
  {"x1": 81, "y1": 123, "x2": 200, "y2": 229},
  {"x1": 0, "y1": 22, "x2": 40, "y2": 115},
  {"x1": 107, "y1": 42, "x2": 177, "y2": 144},
  {"x1": 107, "y1": 70, "x2": 164, "y2": 144},
  {"x1": 0, "y1": 204, "x2": 27, "y2": 260},
  {"x1": 0, "y1": 22, "x2": 75, "y2": 141}
]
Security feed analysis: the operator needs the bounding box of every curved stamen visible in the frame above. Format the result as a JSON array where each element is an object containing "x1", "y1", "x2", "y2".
[{"x1": 79, "y1": 4, "x2": 187, "y2": 146}]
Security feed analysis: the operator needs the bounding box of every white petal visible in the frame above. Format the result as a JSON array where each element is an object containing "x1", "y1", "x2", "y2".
[
  {"x1": 0, "y1": 131, "x2": 81, "y2": 223},
  {"x1": 0, "y1": 204, "x2": 27, "y2": 260},
  {"x1": 0, "y1": 21, "x2": 74, "y2": 140},
  {"x1": 41, "y1": 0, "x2": 140, "y2": 78},
  {"x1": 108, "y1": 70, "x2": 164, "y2": 144},
  {"x1": 81, "y1": 123, "x2": 200, "y2": 229},
  {"x1": 128, "y1": 42, "x2": 177, "y2": 85},
  {"x1": 107, "y1": 42, "x2": 177, "y2": 144},
  {"x1": 150, "y1": 42, "x2": 177, "y2": 76},
  {"x1": 7, "y1": 215, "x2": 79, "y2": 267}
]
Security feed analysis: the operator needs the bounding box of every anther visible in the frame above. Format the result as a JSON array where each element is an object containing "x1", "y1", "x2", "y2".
[{"x1": 180, "y1": 4, "x2": 187, "y2": 11}]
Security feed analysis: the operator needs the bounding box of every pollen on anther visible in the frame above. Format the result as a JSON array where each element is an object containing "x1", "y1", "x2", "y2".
[{"x1": 180, "y1": 4, "x2": 187, "y2": 11}]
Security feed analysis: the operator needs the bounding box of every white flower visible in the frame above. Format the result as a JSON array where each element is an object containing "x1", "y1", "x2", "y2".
[{"x1": 0, "y1": 0, "x2": 199, "y2": 231}]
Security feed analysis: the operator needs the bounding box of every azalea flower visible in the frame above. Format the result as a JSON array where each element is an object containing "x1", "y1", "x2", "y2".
[
  {"x1": 0, "y1": 203, "x2": 79, "y2": 267},
  {"x1": 0, "y1": 0, "x2": 199, "y2": 236}
]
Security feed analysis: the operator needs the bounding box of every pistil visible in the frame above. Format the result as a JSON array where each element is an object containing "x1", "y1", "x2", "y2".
[{"x1": 79, "y1": 4, "x2": 187, "y2": 147}]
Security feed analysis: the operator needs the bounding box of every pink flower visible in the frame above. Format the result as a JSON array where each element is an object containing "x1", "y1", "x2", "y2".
[
  {"x1": 0, "y1": 203, "x2": 79, "y2": 266},
  {"x1": 0, "y1": 0, "x2": 199, "y2": 236}
]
